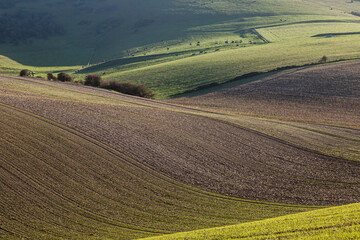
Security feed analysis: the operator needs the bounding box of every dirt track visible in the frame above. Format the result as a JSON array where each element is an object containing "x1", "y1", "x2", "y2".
[{"x1": 0, "y1": 74, "x2": 359, "y2": 205}]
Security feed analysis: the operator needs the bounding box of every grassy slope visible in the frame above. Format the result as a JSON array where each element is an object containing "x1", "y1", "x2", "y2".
[
  {"x1": 91, "y1": 17, "x2": 360, "y2": 98},
  {"x1": 1, "y1": 1, "x2": 360, "y2": 98},
  {"x1": 0, "y1": 0, "x2": 351, "y2": 66},
  {"x1": 0, "y1": 0, "x2": 358, "y2": 66},
  {"x1": 141, "y1": 202, "x2": 360, "y2": 240}
]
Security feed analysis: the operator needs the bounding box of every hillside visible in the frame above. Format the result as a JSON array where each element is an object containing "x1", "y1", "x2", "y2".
[
  {"x1": 1, "y1": 1, "x2": 360, "y2": 238},
  {"x1": 0, "y1": 0, "x2": 360, "y2": 66},
  {"x1": 1, "y1": 75, "x2": 360, "y2": 201},
  {"x1": 0, "y1": 1, "x2": 360, "y2": 98},
  {"x1": 0, "y1": 76, "x2": 317, "y2": 239},
  {"x1": 141, "y1": 202, "x2": 360, "y2": 240},
  {"x1": 69, "y1": 16, "x2": 360, "y2": 98},
  {"x1": 1, "y1": 62, "x2": 360, "y2": 238}
]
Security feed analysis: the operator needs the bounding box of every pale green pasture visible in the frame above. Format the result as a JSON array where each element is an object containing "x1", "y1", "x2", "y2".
[
  {"x1": 142, "y1": 202, "x2": 360, "y2": 240},
  {"x1": 99, "y1": 29, "x2": 360, "y2": 98},
  {"x1": 258, "y1": 22, "x2": 360, "y2": 42},
  {"x1": 0, "y1": 0, "x2": 359, "y2": 66},
  {"x1": 3, "y1": 19, "x2": 360, "y2": 98}
]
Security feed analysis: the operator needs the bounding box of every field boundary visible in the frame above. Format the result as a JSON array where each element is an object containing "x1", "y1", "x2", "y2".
[{"x1": 170, "y1": 59, "x2": 360, "y2": 98}]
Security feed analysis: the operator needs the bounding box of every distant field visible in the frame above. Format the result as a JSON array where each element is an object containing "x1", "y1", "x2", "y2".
[
  {"x1": 141, "y1": 202, "x2": 360, "y2": 240},
  {"x1": 170, "y1": 61, "x2": 360, "y2": 125},
  {"x1": 68, "y1": 17, "x2": 360, "y2": 98},
  {"x1": 1, "y1": 12, "x2": 360, "y2": 98},
  {"x1": 257, "y1": 21, "x2": 360, "y2": 42},
  {"x1": 0, "y1": 0, "x2": 359, "y2": 66}
]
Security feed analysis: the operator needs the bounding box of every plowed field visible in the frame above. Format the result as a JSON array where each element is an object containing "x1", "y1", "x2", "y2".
[
  {"x1": 0, "y1": 103, "x2": 316, "y2": 239},
  {"x1": 1, "y1": 74, "x2": 359, "y2": 207},
  {"x1": 170, "y1": 61, "x2": 360, "y2": 126}
]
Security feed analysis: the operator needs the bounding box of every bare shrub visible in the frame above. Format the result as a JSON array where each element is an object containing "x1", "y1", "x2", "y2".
[
  {"x1": 100, "y1": 80, "x2": 154, "y2": 98},
  {"x1": 84, "y1": 74, "x2": 102, "y2": 87},
  {"x1": 319, "y1": 56, "x2": 328, "y2": 64},
  {"x1": 19, "y1": 69, "x2": 30, "y2": 77},
  {"x1": 57, "y1": 72, "x2": 72, "y2": 82},
  {"x1": 47, "y1": 73, "x2": 57, "y2": 81}
]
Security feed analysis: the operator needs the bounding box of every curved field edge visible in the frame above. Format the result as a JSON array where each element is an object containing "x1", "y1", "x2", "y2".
[
  {"x1": 140, "y1": 202, "x2": 360, "y2": 240},
  {"x1": 0, "y1": 103, "x2": 318, "y2": 240}
]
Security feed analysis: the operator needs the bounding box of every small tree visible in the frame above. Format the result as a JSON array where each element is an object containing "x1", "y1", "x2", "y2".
[
  {"x1": 57, "y1": 72, "x2": 72, "y2": 82},
  {"x1": 84, "y1": 74, "x2": 102, "y2": 87},
  {"x1": 47, "y1": 73, "x2": 57, "y2": 81},
  {"x1": 319, "y1": 55, "x2": 328, "y2": 64},
  {"x1": 19, "y1": 69, "x2": 30, "y2": 77}
]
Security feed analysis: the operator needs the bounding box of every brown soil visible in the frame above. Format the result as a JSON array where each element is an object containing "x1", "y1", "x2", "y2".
[
  {"x1": 0, "y1": 74, "x2": 359, "y2": 206},
  {"x1": 169, "y1": 61, "x2": 360, "y2": 126}
]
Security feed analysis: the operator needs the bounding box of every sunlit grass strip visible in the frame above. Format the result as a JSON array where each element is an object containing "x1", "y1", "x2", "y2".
[{"x1": 142, "y1": 202, "x2": 360, "y2": 240}]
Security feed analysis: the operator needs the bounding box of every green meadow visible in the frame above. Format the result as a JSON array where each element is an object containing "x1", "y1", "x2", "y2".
[
  {"x1": 76, "y1": 16, "x2": 360, "y2": 98},
  {"x1": 2, "y1": 14, "x2": 360, "y2": 98}
]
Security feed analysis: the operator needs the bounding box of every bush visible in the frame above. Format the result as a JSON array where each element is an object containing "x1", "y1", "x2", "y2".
[
  {"x1": 319, "y1": 56, "x2": 328, "y2": 64},
  {"x1": 19, "y1": 69, "x2": 30, "y2": 77},
  {"x1": 57, "y1": 72, "x2": 72, "y2": 82},
  {"x1": 47, "y1": 73, "x2": 57, "y2": 81},
  {"x1": 100, "y1": 81, "x2": 154, "y2": 98},
  {"x1": 84, "y1": 74, "x2": 102, "y2": 87}
]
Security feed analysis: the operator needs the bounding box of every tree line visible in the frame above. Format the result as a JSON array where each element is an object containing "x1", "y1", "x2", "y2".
[{"x1": 19, "y1": 70, "x2": 154, "y2": 99}]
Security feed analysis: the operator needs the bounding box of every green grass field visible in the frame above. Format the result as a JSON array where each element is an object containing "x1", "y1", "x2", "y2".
[
  {"x1": 88, "y1": 19, "x2": 360, "y2": 98},
  {"x1": 1, "y1": 1, "x2": 360, "y2": 98},
  {"x1": 141, "y1": 202, "x2": 360, "y2": 240},
  {"x1": 4, "y1": 15, "x2": 360, "y2": 98},
  {"x1": 0, "y1": 0, "x2": 359, "y2": 66}
]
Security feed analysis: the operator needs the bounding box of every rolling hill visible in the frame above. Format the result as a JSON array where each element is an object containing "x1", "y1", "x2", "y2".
[
  {"x1": 1, "y1": 1, "x2": 360, "y2": 98},
  {"x1": 1, "y1": 1, "x2": 360, "y2": 239},
  {"x1": 0, "y1": 0, "x2": 360, "y2": 66},
  {"x1": 0, "y1": 76, "x2": 318, "y2": 239},
  {"x1": 0, "y1": 64, "x2": 359, "y2": 238}
]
